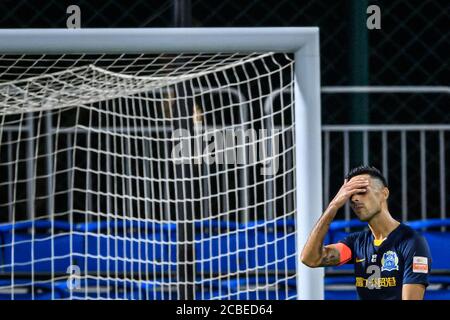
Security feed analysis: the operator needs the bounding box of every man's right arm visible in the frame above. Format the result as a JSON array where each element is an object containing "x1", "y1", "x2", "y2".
[
  {"x1": 300, "y1": 177, "x2": 369, "y2": 268},
  {"x1": 300, "y1": 205, "x2": 346, "y2": 267}
]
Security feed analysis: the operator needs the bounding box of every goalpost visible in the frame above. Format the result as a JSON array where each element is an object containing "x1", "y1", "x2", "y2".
[{"x1": 0, "y1": 28, "x2": 323, "y2": 300}]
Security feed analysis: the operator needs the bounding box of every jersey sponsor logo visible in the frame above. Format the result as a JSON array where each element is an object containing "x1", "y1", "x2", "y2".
[
  {"x1": 413, "y1": 256, "x2": 428, "y2": 273},
  {"x1": 356, "y1": 276, "x2": 397, "y2": 288},
  {"x1": 371, "y1": 254, "x2": 377, "y2": 263},
  {"x1": 356, "y1": 258, "x2": 365, "y2": 263},
  {"x1": 381, "y1": 251, "x2": 399, "y2": 272}
]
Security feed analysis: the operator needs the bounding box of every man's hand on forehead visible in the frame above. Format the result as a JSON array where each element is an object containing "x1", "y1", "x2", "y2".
[
  {"x1": 345, "y1": 176, "x2": 370, "y2": 185},
  {"x1": 348, "y1": 175, "x2": 384, "y2": 190},
  {"x1": 328, "y1": 177, "x2": 370, "y2": 210}
]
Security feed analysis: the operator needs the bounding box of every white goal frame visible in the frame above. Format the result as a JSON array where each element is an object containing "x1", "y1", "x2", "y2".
[{"x1": 0, "y1": 27, "x2": 323, "y2": 300}]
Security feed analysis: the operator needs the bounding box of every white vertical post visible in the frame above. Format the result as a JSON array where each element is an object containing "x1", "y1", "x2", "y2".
[{"x1": 294, "y1": 31, "x2": 324, "y2": 300}]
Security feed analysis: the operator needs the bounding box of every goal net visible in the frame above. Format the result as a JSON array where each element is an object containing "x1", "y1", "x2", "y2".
[
  {"x1": 0, "y1": 51, "x2": 299, "y2": 299},
  {"x1": 0, "y1": 28, "x2": 323, "y2": 300}
]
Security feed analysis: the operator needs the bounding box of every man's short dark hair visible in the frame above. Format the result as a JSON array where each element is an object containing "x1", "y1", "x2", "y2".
[{"x1": 346, "y1": 165, "x2": 388, "y2": 187}]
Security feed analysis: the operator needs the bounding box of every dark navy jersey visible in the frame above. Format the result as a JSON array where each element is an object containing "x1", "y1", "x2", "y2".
[{"x1": 339, "y1": 223, "x2": 432, "y2": 300}]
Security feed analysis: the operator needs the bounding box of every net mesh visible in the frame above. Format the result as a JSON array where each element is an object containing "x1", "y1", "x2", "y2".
[{"x1": 0, "y1": 52, "x2": 297, "y2": 300}]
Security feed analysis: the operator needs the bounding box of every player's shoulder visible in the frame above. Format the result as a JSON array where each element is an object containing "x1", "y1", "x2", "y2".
[
  {"x1": 396, "y1": 223, "x2": 429, "y2": 249},
  {"x1": 397, "y1": 223, "x2": 424, "y2": 240},
  {"x1": 341, "y1": 228, "x2": 372, "y2": 243}
]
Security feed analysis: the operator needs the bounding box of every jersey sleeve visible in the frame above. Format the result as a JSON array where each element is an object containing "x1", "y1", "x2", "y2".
[
  {"x1": 337, "y1": 232, "x2": 358, "y2": 265},
  {"x1": 402, "y1": 234, "x2": 432, "y2": 287}
]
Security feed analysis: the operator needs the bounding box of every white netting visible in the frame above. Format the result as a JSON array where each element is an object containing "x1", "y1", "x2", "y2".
[{"x1": 0, "y1": 52, "x2": 296, "y2": 300}]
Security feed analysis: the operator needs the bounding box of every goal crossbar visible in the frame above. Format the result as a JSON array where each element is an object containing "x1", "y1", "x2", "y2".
[{"x1": 0, "y1": 28, "x2": 317, "y2": 54}]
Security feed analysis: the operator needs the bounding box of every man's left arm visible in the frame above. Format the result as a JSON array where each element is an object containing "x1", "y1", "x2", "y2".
[
  {"x1": 402, "y1": 284, "x2": 425, "y2": 300},
  {"x1": 402, "y1": 235, "x2": 432, "y2": 300}
]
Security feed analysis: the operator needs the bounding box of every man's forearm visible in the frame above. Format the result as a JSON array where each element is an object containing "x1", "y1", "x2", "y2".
[
  {"x1": 402, "y1": 284, "x2": 425, "y2": 300},
  {"x1": 300, "y1": 205, "x2": 338, "y2": 266}
]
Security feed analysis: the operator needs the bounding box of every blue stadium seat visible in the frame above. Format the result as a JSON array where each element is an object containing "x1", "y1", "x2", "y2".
[
  {"x1": 424, "y1": 289, "x2": 450, "y2": 300},
  {"x1": 0, "y1": 279, "x2": 67, "y2": 300},
  {"x1": 1, "y1": 218, "x2": 448, "y2": 300},
  {"x1": 81, "y1": 231, "x2": 177, "y2": 274},
  {"x1": 60, "y1": 278, "x2": 165, "y2": 300},
  {"x1": 196, "y1": 276, "x2": 296, "y2": 300},
  {"x1": 195, "y1": 232, "x2": 240, "y2": 273},
  {"x1": 234, "y1": 228, "x2": 296, "y2": 272},
  {"x1": 59, "y1": 220, "x2": 178, "y2": 274},
  {"x1": 325, "y1": 289, "x2": 358, "y2": 300},
  {"x1": 422, "y1": 231, "x2": 450, "y2": 270},
  {"x1": 194, "y1": 221, "x2": 296, "y2": 273},
  {"x1": 0, "y1": 220, "x2": 180, "y2": 275},
  {"x1": 0, "y1": 232, "x2": 84, "y2": 273},
  {"x1": 0, "y1": 291, "x2": 65, "y2": 300}
]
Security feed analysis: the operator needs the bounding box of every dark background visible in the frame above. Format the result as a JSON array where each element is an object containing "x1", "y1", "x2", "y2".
[{"x1": 0, "y1": 0, "x2": 448, "y2": 222}]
